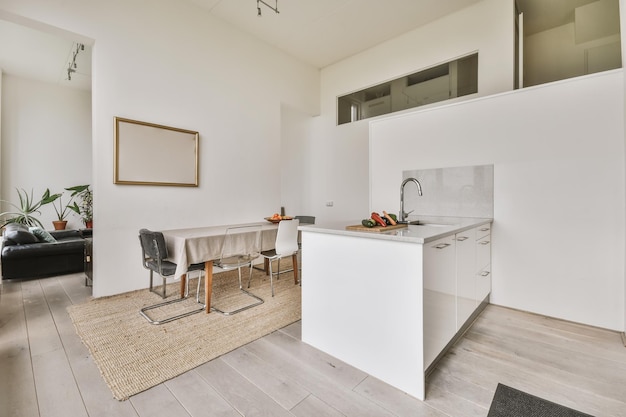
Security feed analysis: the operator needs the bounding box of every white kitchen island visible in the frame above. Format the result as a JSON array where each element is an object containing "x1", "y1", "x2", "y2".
[{"x1": 299, "y1": 217, "x2": 492, "y2": 401}]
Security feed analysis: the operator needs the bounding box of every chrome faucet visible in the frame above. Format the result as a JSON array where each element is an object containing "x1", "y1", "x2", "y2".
[{"x1": 400, "y1": 177, "x2": 423, "y2": 222}]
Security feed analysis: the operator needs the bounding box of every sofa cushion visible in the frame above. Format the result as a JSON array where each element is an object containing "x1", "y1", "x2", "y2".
[
  {"x1": 4, "y1": 223, "x2": 39, "y2": 244},
  {"x1": 29, "y1": 227, "x2": 57, "y2": 243}
]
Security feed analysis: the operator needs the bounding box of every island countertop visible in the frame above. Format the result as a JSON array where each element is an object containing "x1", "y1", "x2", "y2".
[{"x1": 299, "y1": 215, "x2": 492, "y2": 244}]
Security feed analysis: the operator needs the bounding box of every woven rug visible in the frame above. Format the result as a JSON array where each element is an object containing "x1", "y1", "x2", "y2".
[
  {"x1": 67, "y1": 264, "x2": 301, "y2": 400},
  {"x1": 488, "y1": 384, "x2": 594, "y2": 417}
]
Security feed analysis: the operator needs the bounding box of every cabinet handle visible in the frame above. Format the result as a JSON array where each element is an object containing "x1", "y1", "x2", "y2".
[
  {"x1": 480, "y1": 271, "x2": 490, "y2": 277},
  {"x1": 456, "y1": 236, "x2": 468, "y2": 241},
  {"x1": 434, "y1": 243, "x2": 451, "y2": 249},
  {"x1": 479, "y1": 227, "x2": 490, "y2": 232},
  {"x1": 478, "y1": 240, "x2": 490, "y2": 245}
]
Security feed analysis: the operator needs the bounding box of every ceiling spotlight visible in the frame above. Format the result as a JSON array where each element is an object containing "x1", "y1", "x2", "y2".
[{"x1": 257, "y1": 0, "x2": 278, "y2": 17}]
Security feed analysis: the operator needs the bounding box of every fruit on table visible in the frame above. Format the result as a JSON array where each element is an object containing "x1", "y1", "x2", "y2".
[{"x1": 270, "y1": 213, "x2": 293, "y2": 220}]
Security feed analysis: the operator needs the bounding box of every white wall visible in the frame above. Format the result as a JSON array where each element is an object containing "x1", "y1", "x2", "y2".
[
  {"x1": 371, "y1": 71, "x2": 625, "y2": 331},
  {"x1": 280, "y1": 104, "x2": 314, "y2": 217},
  {"x1": 0, "y1": 0, "x2": 319, "y2": 296},
  {"x1": 310, "y1": 0, "x2": 515, "y2": 224},
  {"x1": 1, "y1": 74, "x2": 92, "y2": 230},
  {"x1": 621, "y1": 0, "x2": 626, "y2": 336}
]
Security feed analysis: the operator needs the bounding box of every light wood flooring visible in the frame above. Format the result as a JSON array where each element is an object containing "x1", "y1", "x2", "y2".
[{"x1": 1, "y1": 272, "x2": 625, "y2": 417}]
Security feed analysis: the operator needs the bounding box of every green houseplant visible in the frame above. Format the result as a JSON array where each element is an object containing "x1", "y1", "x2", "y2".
[
  {"x1": 50, "y1": 189, "x2": 76, "y2": 230},
  {"x1": 0, "y1": 188, "x2": 59, "y2": 229},
  {"x1": 67, "y1": 184, "x2": 92, "y2": 228}
]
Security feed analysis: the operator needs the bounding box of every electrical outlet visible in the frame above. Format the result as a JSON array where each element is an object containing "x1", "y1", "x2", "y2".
[{"x1": 326, "y1": 201, "x2": 334, "y2": 207}]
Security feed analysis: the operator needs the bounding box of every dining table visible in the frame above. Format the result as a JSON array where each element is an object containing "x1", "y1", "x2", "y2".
[{"x1": 161, "y1": 222, "x2": 279, "y2": 313}]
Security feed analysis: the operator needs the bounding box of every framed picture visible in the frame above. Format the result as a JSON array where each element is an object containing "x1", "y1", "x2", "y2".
[{"x1": 114, "y1": 117, "x2": 199, "y2": 187}]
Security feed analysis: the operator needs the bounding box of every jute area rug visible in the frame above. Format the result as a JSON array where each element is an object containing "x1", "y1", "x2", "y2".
[{"x1": 67, "y1": 263, "x2": 301, "y2": 401}]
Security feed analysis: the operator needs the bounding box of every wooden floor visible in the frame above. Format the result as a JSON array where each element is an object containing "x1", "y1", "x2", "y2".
[{"x1": 1, "y1": 273, "x2": 625, "y2": 417}]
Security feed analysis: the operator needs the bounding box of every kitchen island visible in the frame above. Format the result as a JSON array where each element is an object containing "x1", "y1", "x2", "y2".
[{"x1": 299, "y1": 216, "x2": 492, "y2": 401}]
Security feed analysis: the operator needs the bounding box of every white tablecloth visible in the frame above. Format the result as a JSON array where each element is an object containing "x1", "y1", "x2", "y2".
[{"x1": 161, "y1": 222, "x2": 278, "y2": 278}]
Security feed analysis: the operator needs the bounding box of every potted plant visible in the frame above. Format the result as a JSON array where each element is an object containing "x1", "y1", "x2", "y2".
[
  {"x1": 50, "y1": 190, "x2": 74, "y2": 230},
  {"x1": 67, "y1": 184, "x2": 92, "y2": 228},
  {"x1": 0, "y1": 188, "x2": 59, "y2": 229}
]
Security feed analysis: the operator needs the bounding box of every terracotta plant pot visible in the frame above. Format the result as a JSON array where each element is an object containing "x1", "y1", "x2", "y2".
[
  {"x1": 85, "y1": 220, "x2": 93, "y2": 229},
  {"x1": 53, "y1": 220, "x2": 68, "y2": 230}
]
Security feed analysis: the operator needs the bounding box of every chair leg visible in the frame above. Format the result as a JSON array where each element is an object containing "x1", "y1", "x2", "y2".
[
  {"x1": 197, "y1": 271, "x2": 202, "y2": 303},
  {"x1": 149, "y1": 271, "x2": 168, "y2": 299},
  {"x1": 140, "y1": 297, "x2": 204, "y2": 325},
  {"x1": 248, "y1": 263, "x2": 254, "y2": 288},
  {"x1": 269, "y1": 260, "x2": 275, "y2": 297},
  {"x1": 237, "y1": 267, "x2": 243, "y2": 289},
  {"x1": 205, "y1": 264, "x2": 264, "y2": 315}
]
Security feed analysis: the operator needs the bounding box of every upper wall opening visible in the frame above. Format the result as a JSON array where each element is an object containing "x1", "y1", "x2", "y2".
[
  {"x1": 337, "y1": 53, "x2": 478, "y2": 125},
  {"x1": 517, "y1": 0, "x2": 621, "y2": 87}
]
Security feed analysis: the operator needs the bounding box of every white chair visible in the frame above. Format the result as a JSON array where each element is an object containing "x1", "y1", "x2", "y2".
[
  {"x1": 252, "y1": 219, "x2": 299, "y2": 296},
  {"x1": 200, "y1": 224, "x2": 264, "y2": 315}
]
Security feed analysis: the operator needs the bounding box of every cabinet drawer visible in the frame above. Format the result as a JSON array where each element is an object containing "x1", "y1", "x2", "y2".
[
  {"x1": 476, "y1": 265, "x2": 491, "y2": 304},
  {"x1": 476, "y1": 223, "x2": 491, "y2": 240},
  {"x1": 476, "y1": 234, "x2": 491, "y2": 271}
]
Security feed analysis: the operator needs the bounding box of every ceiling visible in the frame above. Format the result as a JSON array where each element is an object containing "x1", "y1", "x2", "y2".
[
  {"x1": 0, "y1": 0, "x2": 609, "y2": 91},
  {"x1": 190, "y1": 0, "x2": 484, "y2": 68}
]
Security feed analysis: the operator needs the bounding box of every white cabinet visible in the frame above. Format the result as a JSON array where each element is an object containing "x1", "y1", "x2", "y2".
[
  {"x1": 475, "y1": 224, "x2": 491, "y2": 305},
  {"x1": 423, "y1": 235, "x2": 456, "y2": 369},
  {"x1": 424, "y1": 222, "x2": 492, "y2": 370},
  {"x1": 455, "y1": 228, "x2": 476, "y2": 330}
]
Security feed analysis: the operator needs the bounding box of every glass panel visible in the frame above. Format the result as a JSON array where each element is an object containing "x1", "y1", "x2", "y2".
[{"x1": 337, "y1": 53, "x2": 478, "y2": 125}]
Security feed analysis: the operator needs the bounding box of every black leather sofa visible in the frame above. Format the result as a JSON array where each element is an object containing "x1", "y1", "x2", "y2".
[{"x1": 1, "y1": 223, "x2": 89, "y2": 280}]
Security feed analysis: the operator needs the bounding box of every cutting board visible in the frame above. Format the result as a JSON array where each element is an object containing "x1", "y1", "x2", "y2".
[{"x1": 345, "y1": 223, "x2": 408, "y2": 232}]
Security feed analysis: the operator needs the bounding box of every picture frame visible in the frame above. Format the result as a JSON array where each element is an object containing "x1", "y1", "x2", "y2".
[{"x1": 114, "y1": 117, "x2": 199, "y2": 187}]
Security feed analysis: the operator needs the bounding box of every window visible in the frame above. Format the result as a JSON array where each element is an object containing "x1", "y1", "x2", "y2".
[{"x1": 337, "y1": 53, "x2": 478, "y2": 125}]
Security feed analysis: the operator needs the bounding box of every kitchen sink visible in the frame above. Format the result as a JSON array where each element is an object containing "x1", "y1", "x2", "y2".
[
  {"x1": 415, "y1": 223, "x2": 455, "y2": 227},
  {"x1": 399, "y1": 220, "x2": 456, "y2": 227}
]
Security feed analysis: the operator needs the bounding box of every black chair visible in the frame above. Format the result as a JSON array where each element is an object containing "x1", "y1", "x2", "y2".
[
  {"x1": 294, "y1": 215, "x2": 315, "y2": 225},
  {"x1": 294, "y1": 215, "x2": 315, "y2": 279},
  {"x1": 138, "y1": 228, "x2": 205, "y2": 324}
]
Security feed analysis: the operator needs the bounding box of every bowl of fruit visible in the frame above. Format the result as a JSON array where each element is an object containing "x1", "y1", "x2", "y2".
[{"x1": 265, "y1": 213, "x2": 293, "y2": 223}]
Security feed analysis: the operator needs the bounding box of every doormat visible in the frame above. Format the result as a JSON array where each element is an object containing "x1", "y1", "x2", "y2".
[{"x1": 487, "y1": 383, "x2": 594, "y2": 417}]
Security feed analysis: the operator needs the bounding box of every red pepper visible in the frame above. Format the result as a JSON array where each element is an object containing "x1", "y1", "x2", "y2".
[{"x1": 371, "y1": 212, "x2": 387, "y2": 227}]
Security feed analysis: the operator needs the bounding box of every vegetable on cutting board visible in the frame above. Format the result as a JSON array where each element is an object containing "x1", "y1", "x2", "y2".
[
  {"x1": 361, "y1": 219, "x2": 376, "y2": 228},
  {"x1": 382, "y1": 210, "x2": 397, "y2": 225},
  {"x1": 371, "y1": 212, "x2": 387, "y2": 227}
]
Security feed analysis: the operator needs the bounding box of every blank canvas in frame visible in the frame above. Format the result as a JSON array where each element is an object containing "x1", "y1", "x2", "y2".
[{"x1": 114, "y1": 117, "x2": 199, "y2": 186}]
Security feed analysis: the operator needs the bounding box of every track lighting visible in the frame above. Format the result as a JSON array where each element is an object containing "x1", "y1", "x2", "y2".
[
  {"x1": 66, "y1": 43, "x2": 84, "y2": 81},
  {"x1": 257, "y1": 0, "x2": 278, "y2": 17}
]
